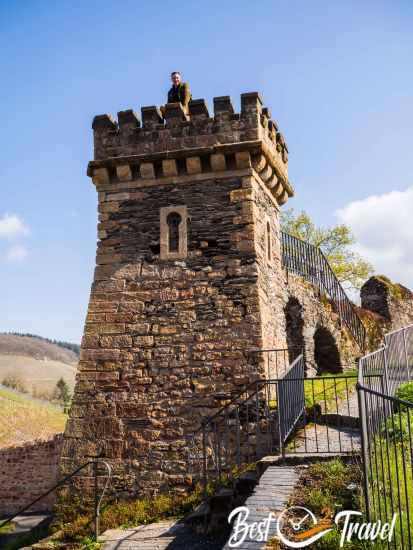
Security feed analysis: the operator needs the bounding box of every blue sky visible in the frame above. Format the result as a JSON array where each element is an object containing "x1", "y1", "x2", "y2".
[{"x1": 0, "y1": 0, "x2": 412, "y2": 342}]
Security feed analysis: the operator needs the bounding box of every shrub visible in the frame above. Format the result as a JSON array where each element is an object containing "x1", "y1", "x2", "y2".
[
  {"x1": 380, "y1": 411, "x2": 413, "y2": 443},
  {"x1": 395, "y1": 382, "x2": 413, "y2": 409},
  {"x1": 2, "y1": 374, "x2": 28, "y2": 393}
]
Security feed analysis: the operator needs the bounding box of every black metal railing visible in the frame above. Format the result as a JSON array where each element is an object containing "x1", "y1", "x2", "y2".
[
  {"x1": 358, "y1": 325, "x2": 413, "y2": 548},
  {"x1": 0, "y1": 459, "x2": 111, "y2": 542},
  {"x1": 187, "y1": 353, "x2": 361, "y2": 494},
  {"x1": 284, "y1": 372, "x2": 360, "y2": 454},
  {"x1": 277, "y1": 355, "x2": 305, "y2": 445},
  {"x1": 281, "y1": 231, "x2": 366, "y2": 350},
  {"x1": 186, "y1": 353, "x2": 304, "y2": 492}
]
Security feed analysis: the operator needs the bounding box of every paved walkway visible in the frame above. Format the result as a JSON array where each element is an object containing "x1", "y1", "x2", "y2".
[
  {"x1": 290, "y1": 388, "x2": 361, "y2": 454},
  {"x1": 100, "y1": 520, "x2": 226, "y2": 550},
  {"x1": 223, "y1": 465, "x2": 299, "y2": 550},
  {"x1": 291, "y1": 423, "x2": 360, "y2": 453}
]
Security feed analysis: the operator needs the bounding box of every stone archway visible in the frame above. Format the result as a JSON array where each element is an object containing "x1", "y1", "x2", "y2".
[
  {"x1": 284, "y1": 297, "x2": 305, "y2": 364},
  {"x1": 313, "y1": 326, "x2": 342, "y2": 373}
]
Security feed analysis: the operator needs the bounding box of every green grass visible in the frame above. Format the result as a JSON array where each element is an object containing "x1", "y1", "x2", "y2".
[
  {"x1": 304, "y1": 369, "x2": 357, "y2": 410},
  {"x1": 268, "y1": 370, "x2": 358, "y2": 412},
  {"x1": 0, "y1": 386, "x2": 67, "y2": 446},
  {"x1": 0, "y1": 523, "x2": 15, "y2": 535}
]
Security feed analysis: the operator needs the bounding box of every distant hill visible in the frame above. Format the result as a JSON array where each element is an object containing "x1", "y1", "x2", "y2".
[{"x1": 0, "y1": 333, "x2": 79, "y2": 364}]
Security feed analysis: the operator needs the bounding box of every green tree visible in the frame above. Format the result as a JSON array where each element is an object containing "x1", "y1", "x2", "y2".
[
  {"x1": 54, "y1": 377, "x2": 72, "y2": 413},
  {"x1": 281, "y1": 208, "x2": 373, "y2": 290}
]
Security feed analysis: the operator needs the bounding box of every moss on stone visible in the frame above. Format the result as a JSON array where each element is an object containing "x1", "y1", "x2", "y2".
[
  {"x1": 375, "y1": 275, "x2": 412, "y2": 301},
  {"x1": 357, "y1": 307, "x2": 389, "y2": 350}
]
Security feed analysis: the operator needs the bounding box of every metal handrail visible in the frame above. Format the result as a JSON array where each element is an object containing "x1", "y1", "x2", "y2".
[
  {"x1": 0, "y1": 459, "x2": 112, "y2": 542},
  {"x1": 188, "y1": 354, "x2": 306, "y2": 493},
  {"x1": 281, "y1": 231, "x2": 366, "y2": 350}
]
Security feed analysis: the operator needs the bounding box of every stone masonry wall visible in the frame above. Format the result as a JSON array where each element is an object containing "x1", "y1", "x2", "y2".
[
  {"x1": 0, "y1": 435, "x2": 63, "y2": 516},
  {"x1": 62, "y1": 176, "x2": 268, "y2": 497}
]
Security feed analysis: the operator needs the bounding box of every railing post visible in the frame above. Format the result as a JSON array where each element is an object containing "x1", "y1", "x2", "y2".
[
  {"x1": 93, "y1": 460, "x2": 99, "y2": 542},
  {"x1": 383, "y1": 346, "x2": 391, "y2": 396},
  {"x1": 357, "y1": 384, "x2": 371, "y2": 522},
  {"x1": 402, "y1": 328, "x2": 411, "y2": 380},
  {"x1": 276, "y1": 381, "x2": 285, "y2": 458},
  {"x1": 202, "y1": 423, "x2": 207, "y2": 499}
]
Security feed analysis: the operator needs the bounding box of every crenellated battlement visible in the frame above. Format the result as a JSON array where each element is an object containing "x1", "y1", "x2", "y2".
[{"x1": 88, "y1": 92, "x2": 293, "y2": 205}]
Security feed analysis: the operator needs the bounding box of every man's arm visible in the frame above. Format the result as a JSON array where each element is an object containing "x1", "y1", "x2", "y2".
[{"x1": 182, "y1": 82, "x2": 191, "y2": 108}]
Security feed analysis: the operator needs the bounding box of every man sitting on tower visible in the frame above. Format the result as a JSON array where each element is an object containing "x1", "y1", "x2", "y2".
[{"x1": 167, "y1": 71, "x2": 191, "y2": 111}]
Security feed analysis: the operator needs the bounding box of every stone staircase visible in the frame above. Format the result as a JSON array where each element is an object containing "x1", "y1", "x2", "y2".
[{"x1": 98, "y1": 456, "x2": 301, "y2": 550}]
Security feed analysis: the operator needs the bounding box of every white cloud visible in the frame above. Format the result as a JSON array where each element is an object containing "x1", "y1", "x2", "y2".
[
  {"x1": 336, "y1": 187, "x2": 413, "y2": 290},
  {"x1": 5, "y1": 244, "x2": 29, "y2": 263},
  {"x1": 0, "y1": 214, "x2": 29, "y2": 240}
]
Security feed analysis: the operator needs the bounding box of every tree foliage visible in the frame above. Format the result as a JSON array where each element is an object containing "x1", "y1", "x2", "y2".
[
  {"x1": 54, "y1": 377, "x2": 72, "y2": 413},
  {"x1": 281, "y1": 208, "x2": 373, "y2": 290}
]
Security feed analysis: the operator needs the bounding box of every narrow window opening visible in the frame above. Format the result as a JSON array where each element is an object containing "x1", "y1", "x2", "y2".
[
  {"x1": 167, "y1": 212, "x2": 182, "y2": 253},
  {"x1": 266, "y1": 221, "x2": 271, "y2": 262}
]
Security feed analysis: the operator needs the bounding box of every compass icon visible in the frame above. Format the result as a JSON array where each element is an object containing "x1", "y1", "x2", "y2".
[{"x1": 276, "y1": 506, "x2": 333, "y2": 548}]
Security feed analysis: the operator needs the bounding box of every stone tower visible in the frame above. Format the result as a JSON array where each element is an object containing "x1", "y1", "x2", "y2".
[{"x1": 61, "y1": 93, "x2": 294, "y2": 496}]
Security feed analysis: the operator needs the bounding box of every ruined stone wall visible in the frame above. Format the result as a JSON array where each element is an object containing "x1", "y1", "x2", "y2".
[
  {"x1": 361, "y1": 276, "x2": 413, "y2": 331},
  {"x1": 283, "y1": 273, "x2": 360, "y2": 373},
  {"x1": 0, "y1": 435, "x2": 63, "y2": 516}
]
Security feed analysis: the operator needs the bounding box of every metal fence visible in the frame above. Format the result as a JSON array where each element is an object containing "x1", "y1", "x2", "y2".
[
  {"x1": 284, "y1": 373, "x2": 359, "y2": 455},
  {"x1": 278, "y1": 355, "x2": 305, "y2": 444},
  {"x1": 281, "y1": 231, "x2": 366, "y2": 350},
  {"x1": 187, "y1": 353, "x2": 306, "y2": 491},
  {"x1": 187, "y1": 351, "x2": 361, "y2": 494},
  {"x1": 358, "y1": 325, "x2": 413, "y2": 548}
]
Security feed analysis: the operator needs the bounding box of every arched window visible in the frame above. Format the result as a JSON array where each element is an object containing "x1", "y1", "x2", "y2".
[
  {"x1": 167, "y1": 212, "x2": 182, "y2": 253},
  {"x1": 266, "y1": 221, "x2": 272, "y2": 262},
  {"x1": 160, "y1": 205, "x2": 188, "y2": 260}
]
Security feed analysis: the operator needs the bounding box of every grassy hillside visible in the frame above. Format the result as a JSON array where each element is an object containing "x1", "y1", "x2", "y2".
[
  {"x1": 0, "y1": 355, "x2": 76, "y2": 394},
  {"x1": 0, "y1": 387, "x2": 67, "y2": 447},
  {"x1": 0, "y1": 334, "x2": 78, "y2": 397}
]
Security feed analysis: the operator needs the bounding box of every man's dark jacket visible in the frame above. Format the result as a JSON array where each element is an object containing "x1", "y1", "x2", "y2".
[{"x1": 167, "y1": 82, "x2": 191, "y2": 108}]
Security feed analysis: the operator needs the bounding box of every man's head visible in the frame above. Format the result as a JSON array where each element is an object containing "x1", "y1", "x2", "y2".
[{"x1": 171, "y1": 71, "x2": 182, "y2": 86}]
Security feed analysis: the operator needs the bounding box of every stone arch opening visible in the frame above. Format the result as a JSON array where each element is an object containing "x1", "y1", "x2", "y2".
[
  {"x1": 284, "y1": 297, "x2": 305, "y2": 364},
  {"x1": 313, "y1": 326, "x2": 341, "y2": 373}
]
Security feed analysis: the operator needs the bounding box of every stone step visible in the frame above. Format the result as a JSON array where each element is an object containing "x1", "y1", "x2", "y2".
[{"x1": 0, "y1": 514, "x2": 52, "y2": 549}]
